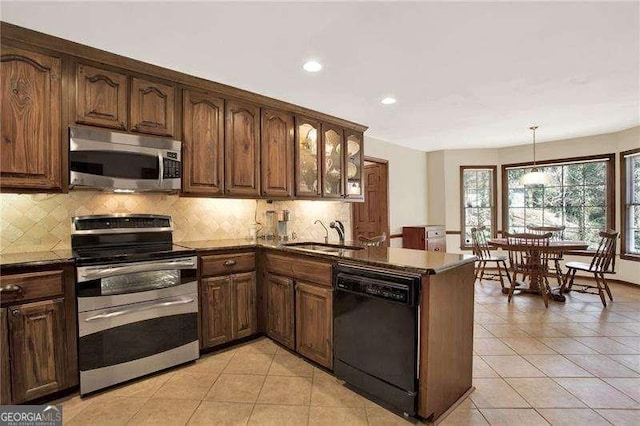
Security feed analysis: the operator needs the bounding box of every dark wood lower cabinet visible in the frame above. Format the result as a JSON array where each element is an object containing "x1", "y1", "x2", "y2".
[
  {"x1": 295, "y1": 282, "x2": 333, "y2": 369},
  {"x1": 231, "y1": 272, "x2": 257, "y2": 340},
  {"x1": 1, "y1": 308, "x2": 10, "y2": 404},
  {"x1": 201, "y1": 276, "x2": 232, "y2": 348},
  {"x1": 8, "y1": 299, "x2": 66, "y2": 403},
  {"x1": 265, "y1": 273, "x2": 295, "y2": 350}
]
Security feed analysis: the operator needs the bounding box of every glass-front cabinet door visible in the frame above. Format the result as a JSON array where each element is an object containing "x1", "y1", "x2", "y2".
[
  {"x1": 344, "y1": 130, "x2": 364, "y2": 199},
  {"x1": 321, "y1": 124, "x2": 344, "y2": 198},
  {"x1": 295, "y1": 116, "x2": 321, "y2": 197}
]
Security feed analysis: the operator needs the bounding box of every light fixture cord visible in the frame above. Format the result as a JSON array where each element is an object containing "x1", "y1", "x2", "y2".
[{"x1": 530, "y1": 125, "x2": 538, "y2": 168}]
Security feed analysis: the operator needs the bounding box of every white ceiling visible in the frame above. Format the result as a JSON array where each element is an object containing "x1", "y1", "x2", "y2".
[{"x1": 2, "y1": 1, "x2": 639, "y2": 151}]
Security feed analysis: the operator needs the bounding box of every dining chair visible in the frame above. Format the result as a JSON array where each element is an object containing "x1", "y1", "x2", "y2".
[
  {"x1": 357, "y1": 233, "x2": 387, "y2": 247},
  {"x1": 504, "y1": 231, "x2": 553, "y2": 307},
  {"x1": 562, "y1": 230, "x2": 619, "y2": 307},
  {"x1": 470, "y1": 227, "x2": 511, "y2": 291},
  {"x1": 527, "y1": 225, "x2": 566, "y2": 286}
]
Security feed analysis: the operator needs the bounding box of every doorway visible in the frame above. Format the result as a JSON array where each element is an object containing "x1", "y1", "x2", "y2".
[{"x1": 352, "y1": 156, "x2": 390, "y2": 244}]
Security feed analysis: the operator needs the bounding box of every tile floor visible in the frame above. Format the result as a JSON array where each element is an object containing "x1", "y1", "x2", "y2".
[{"x1": 55, "y1": 280, "x2": 640, "y2": 425}]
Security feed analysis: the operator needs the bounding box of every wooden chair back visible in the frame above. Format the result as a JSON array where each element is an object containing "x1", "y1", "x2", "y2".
[
  {"x1": 470, "y1": 227, "x2": 492, "y2": 260},
  {"x1": 504, "y1": 231, "x2": 552, "y2": 276},
  {"x1": 589, "y1": 230, "x2": 619, "y2": 273},
  {"x1": 527, "y1": 225, "x2": 565, "y2": 241},
  {"x1": 357, "y1": 233, "x2": 387, "y2": 247}
]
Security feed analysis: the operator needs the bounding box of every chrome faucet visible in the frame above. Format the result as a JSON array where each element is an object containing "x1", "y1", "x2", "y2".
[
  {"x1": 330, "y1": 220, "x2": 345, "y2": 244},
  {"x1": 314, "y1": 220, "x2": 329, "y2": 244}
]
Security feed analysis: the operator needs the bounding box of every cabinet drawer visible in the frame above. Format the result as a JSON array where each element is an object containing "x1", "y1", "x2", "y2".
[
  {"x1": 292, "y1": 258, "x2": 332, "y2": 287},
  {"x1": 266, "y1": 253, "x2": 293, "y2": 277},
  {"x1": 201, "y1": 253, "x2": 255, "y2": 277},
  {"x1": 0, "y1": 270, "x2": 64, "y2": 305},
  {"x1": 427, "y1": 238, "x2": 446, "y2": 252},
  {"x1": 427, "y1": 229, "x2": 445, "y2": 238}
]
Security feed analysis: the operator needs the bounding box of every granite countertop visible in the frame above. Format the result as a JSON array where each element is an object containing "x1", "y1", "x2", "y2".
[{"x1": 1, "y1": 240, "x2": 476, "y2": 275}]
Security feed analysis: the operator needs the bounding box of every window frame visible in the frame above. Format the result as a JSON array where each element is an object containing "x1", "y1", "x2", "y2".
[
  {"x1": 459, "y1": 165, "x2": 498, "y2": 249},
  {"x1": 501, "y1": 153, "x2": 616, "y2": 253},
  {"x1": 621, "y1": 147, "x2": 640, "y2": 262}
]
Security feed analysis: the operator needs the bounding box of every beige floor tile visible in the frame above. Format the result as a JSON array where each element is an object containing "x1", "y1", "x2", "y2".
[
  {"x1": 311, "y1": 374, "x2": 366, "y2": 407},
  {"x1": 516, "y1": 324, "x2": 568, "y2": 338},
  {"x1": 470, "y1": 378, "x2": 530, "y2": 408},
  {"x1": 603, "y1": 378, "x2": 640, "y2": 402},
  {"x1": 66, "y1": 396, "x2": 148, "y2": 426},
  {"x1": 610, "y1": 336, "x2": 640, "y2": 351},
  {"x1": 308, "y1": 406, "x2": 367, "y2": 426},
  {"x1": 473, "y1": 356, "x2": 499, "y2": 378},
  {"x1": 364, "y1": 401, "x2": 416, "y2": 425},
  {"x1": 506, "y1": 378, "x2": 586, "y2": 408},
  {"x1": 537, "y1": 408, "x2": 610, "y2": 425},
  {"x1": 268, "y1": 351, "x2": 314, "y2": 377},
  {"x1": 501, "y1": 337, "x2": 557, "y2": 355},
  {"x1": 257, "y1": 375, "x2": 312, "y2": 405},
  {"x1": 482, "y1": 355, "x2": 545, "y2": 378},
  {"x1": 205, "y1": 374, "x2": 266, "y2": 403},
  {"x1": 580, "y1": 323, "x2": 640, "y2": 337},
  {"x1": 474, "y1": 324, "x2": 494, "y2": 338},
  {"x1": 595, "y1": 409, "x2": 640, "y2": 426},
  {"x1": 474, "y1": 312, "x2": 509, "y2": 325},
  {"x1": 187, "y1": 401, "x2": 254, "y2": 426},
  {"x1": 538, "y1": 338, "x2": 598, "y2": 355},
  {"x1": 473, "y1": 338, "x2": 517, "y2": 356},
  {"x1": 224, "y1": 352, "x2": 274, "y2": 375},
  {"x1": 555, "y1": 378, "x2": 640, "y2": 409},
  {"x1": 153, "y1": 372, "x2": 219, "y2": 400},
  {"x1": 482, "y1": 324, "x2": 531, "y2": 337},
  {"x1": 439, "y1": 409, "x2": 489, "y2": 425},
  {"x1": 549, "y1": 323, "x2": 603, "y2": 337},
  {"x1": 523, "y1": 355, "x2": 592, "y2": 377},
  {"x1": 478, "y1": 408, "x2": 549, "y2": 425},
  {"x1": 248, "y1": 404, "x2": 309, "y2": 425},
  {"x1": 235, "y1": 337, "x2": 280, "y2": 355},
  {"x1": 574, "y1": 337, "x2": 640, "y2": 354},
  {"x1": 127, "y1": 397, "x2": 199, "y2": 425},
  {"x1": 181, "y1": 350, "x2": 235, "y2": 374},
  {"x1": 608, "y1": 354, "x2": 640, "y2": 373},
  {"x1": 109, "y1": 373, "x2": 174, "y2": 398},
  {"x1": 565, "y1": 354, "x2": 640, "y2": 377}
]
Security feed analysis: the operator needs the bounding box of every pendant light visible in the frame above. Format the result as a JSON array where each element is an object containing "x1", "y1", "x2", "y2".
[{"x1": 520, "y1": 125, "x2": 550, "y2": 186}]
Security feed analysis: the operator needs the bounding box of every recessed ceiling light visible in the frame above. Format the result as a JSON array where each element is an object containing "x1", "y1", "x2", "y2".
[
  {"x1": 380, "y1": 97, "x2": 397, "y2": 105},
  {"x1": 303, "y1": 60, "x2": 322, "y2": 73}
]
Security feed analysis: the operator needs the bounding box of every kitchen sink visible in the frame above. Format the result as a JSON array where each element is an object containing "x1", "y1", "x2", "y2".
[{"x1": 284, "y1": 242, "x2": 364, "y2": 253}]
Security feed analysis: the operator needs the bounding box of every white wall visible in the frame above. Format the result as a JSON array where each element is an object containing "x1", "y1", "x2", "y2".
[
  {"x1": 427, "y1": 126, "x2": 640, "y2": 285},
  {"x1": 365, "y1": 136, "x2": 429, "y2": 247}
]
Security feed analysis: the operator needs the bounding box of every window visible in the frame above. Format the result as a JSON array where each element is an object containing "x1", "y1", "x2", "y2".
[
  {"x1": 460, "y1": 166, "x2": 497, "y2": 248},
  {"x1": 621, "y1": 148, "x2": 640, "y2": 260},
  {"x1": 502, "y1": 154, "x2": 615, "y2": 249}
]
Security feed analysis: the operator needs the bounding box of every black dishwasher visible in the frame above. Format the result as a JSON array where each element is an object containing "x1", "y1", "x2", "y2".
[{"x1": 333, "y1": 263, "x2": 421, "y2": 416}]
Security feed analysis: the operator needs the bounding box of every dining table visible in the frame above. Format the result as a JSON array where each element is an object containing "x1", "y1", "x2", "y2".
[{"x1": 488, "y1": 238, "x2": 589, "y2": 302}]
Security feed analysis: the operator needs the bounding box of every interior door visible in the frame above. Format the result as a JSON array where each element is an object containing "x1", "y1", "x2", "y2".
[{"x1": 353, "y1": 160, "x2": 389, "y2": 241}]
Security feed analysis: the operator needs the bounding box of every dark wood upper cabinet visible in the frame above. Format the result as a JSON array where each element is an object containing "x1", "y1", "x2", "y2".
[
  {"x1": 266, "y1": 273, "x2": 295, "y2": 350},
  {"x1": 0, "y1": 45, "x2": 62, "y2": 190},
  {"x1": 201, "y1": 276, "x2": 232, "y2": 348},
  {"x1": 8, "y1": 299, "x2": 66, "y2": 403},
  {"x1": 225, "y1": 100, "x2": 260, "y2": 196},
  {"x1": 182, "y1": 90, "x2": 225, "y2": 195},
  {"x1": 261, "y1": 109, "x2": 294, "y2": 197},
  {"x1": 294, "y1": 116, "x2": 322, "y2": 198},
  {"x1": 130, "y1": 77, "x2": 175, "y2": 137},
  {"x1": 344, "y1": 130, "x2": 364, "y2": 200},
  {"x1": 231, "y1": 272, "x2": 257, "y2": 339},
  {"x1": 321, "y1": 123, "x2": 344, "y2": 198},
  {"x1": 75, "y1": 63, "x2": 127, "y2": 130}
]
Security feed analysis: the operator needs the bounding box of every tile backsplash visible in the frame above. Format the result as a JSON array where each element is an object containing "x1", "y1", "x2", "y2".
[{"x1": 0, "y1": 192, "x2": 351, "y2": 253}]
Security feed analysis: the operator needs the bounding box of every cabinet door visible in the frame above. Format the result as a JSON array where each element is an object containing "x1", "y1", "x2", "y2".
[
  {"x1": 1, "y1": 308, "x2": 10, "y2": 404},
  {"x1": 295, "y1": 282, "x2": 333, "y2": 368},
  {"x1": 1, "y1": 46, "x2": 61, "y2": 190},
  {"x1": 182, "y1": 90, "x2": 224, "y2": 194},
  {"x1": 225, "y1": 100, "x2": 260, "y2": 195},
  {"x1": 130, "y1": 77, "x2": 175, "y2": 136},
  {"x1": 261, "y1": 109, "x2": 293, "y2": 197},
  {"x1": 344, "y1": 130, "x2": 364, "y2": 200},
  {"x1": 75, "y1": 63, "x2": 127, "y2": 130},
  {"x1": 321, "y1": 123, "x2": 344, "y2": 198},
  {"x1": 266, "y1": 273, "x2": 295, "y2": 349},
  {"x1": 294, "y1": 116, "x2": 321, "y2": 197},
  {"x1": 231, "y1": 272, "x2": 257, "y2": 340},
  {"x1": 201, "y1": 276, "x2": 232, "y2": 348},
  {"x1": 8, "y1": 299, "x2": 66, "y2": 403}
]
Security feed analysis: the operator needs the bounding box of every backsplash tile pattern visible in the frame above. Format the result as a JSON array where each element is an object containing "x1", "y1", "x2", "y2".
[{"x1": 0, "y1": 192, "x2": 351, "y2": 253}]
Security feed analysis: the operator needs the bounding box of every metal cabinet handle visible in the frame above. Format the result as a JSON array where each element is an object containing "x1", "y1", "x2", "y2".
[
  {"x1": 223, "y1": 260, "x2": 237, "y2": 266},
  {"x1": 11, "y1": 309, "x2": 20, "y2": 317},
  {"x1": 158, "y1": 152, "x2": 164, "y2": 185},
  {"x1": 0, "y1": 284, "x2": 22, "y2": 294}
]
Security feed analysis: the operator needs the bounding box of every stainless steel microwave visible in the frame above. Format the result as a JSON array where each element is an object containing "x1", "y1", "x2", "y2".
[{"x1": 69, "y1": 126, "x2": 182, "y2": 192}]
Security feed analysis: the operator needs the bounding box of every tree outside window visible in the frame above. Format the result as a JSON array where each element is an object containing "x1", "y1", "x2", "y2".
[
  {"x1": 622, "y1": 149, "x2": 640, "y2": 258},
  {"x1": 461, "y1": 167, "x2": 496, "y2": 248}
]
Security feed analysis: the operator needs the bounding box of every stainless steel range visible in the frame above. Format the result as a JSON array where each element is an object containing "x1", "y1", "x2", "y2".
[{"x1": 72, "y1": 214, "x2": 199, "y2": 395}]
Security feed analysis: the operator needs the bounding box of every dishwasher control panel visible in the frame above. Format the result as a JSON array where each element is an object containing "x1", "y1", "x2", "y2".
[{"x1": 335, "y1": 265, "x2": 420, "y2": 305}]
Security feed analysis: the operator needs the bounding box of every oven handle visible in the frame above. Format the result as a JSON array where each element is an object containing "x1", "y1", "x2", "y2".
[
  {"x1": 79, "y1": 259, "x2": 196, "y2": 281},
  {"x1": 84, "y1": 296, "x2": 195, "y2": 322}
]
